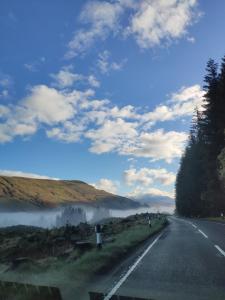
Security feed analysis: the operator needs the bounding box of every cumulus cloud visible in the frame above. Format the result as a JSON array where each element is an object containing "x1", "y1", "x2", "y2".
[
  {"x1": 46, "y1": 121, "x2": 86, "y2": 143},
  {"x1": 125, "y1": 130, "x2": 188, "y2": 162},
  {"x1": 86, "y1": 123, "x2": 187, "y2": 162},
  {"x1": 0, "y1": 170, "x2": 59, "y2": 180},
  {"x1": 85, "y1": 118, "x2": 138, "y2": 154},
  {"x1": 171, "y1": 84, "x2": 204, "y2": 102},
  {"x1": 22, "y1": 85, "x2": 76, "y2": 124},
  {"x1": 0, "y1": 82, "x2": 198, "y2": 163},
  {"x1": 0, "y1": 117, "x2": 37, "y2": 143},
  {"x1": 92, "y1": 178, "x2": 119, "y2": 194},
  {"x1": 66, "y1": 0, "x2": 200, "y2": 57},
  {"x1": 142, "y1": 84, "x2": 205, "y2": 124},
  {"x1": 0, "y1": 85, "x2": 94, "y2": 143},
  {"x1": 127, "y1": 0, "x2": 199, "y2": 48},
  {"x1": 124, "y1": 167, "x2": 176, "y2": 186}
]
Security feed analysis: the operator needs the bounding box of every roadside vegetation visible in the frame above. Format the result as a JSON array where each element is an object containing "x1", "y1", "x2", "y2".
[
  {"x1": 205, "y1": 217, "x2": 225, "y2": 223},
  {"x1": 176, "y1": 55, "x2": 225, "y2": 217},
  {"x1": 0, "y1": 213, "x2": 167, "y2": 300}
]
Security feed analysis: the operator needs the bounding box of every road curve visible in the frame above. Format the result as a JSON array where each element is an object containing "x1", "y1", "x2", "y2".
[{"x1": 90, "y1": 216, "x2": 225, "y2": 300}]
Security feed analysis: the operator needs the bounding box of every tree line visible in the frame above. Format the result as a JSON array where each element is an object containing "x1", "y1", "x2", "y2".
[{"x1": 176, "y1": 55, "x2": 225, "y2": 217}]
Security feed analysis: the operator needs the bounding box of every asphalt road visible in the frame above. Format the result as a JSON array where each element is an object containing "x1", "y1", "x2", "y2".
[{"x1": 89, "y1": 217, "x2": 225, "y2": 300}]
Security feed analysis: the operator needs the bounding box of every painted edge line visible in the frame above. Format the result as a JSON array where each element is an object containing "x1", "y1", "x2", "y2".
[
  {"x1": 103, "y1": 232, "x2": 163, "y2": 300},
  {"x1": 191, "y1": 223, "x2": 197, "y2": 228},
  {"x1": 214, "y1": 245, "x2": 225, "y2": 257},
  {"x1": 198, "y1": 229, "x2": 208, "y2": 239}
]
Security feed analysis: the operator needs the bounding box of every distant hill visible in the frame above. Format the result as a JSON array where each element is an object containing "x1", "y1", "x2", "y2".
[
  {"x1": 130, "y1": 193, "x2": 175, "y2": 209},
  {"x1": 0, "y1": 176, "x2": 140, "y2": 212}
]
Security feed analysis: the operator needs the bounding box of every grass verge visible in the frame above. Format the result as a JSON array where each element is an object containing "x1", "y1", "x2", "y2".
[
  {"x1": 72, "y1": 217, "x2": 167, "y2": 278},
  {"x1": 205, "y1": 217, "x2": 225, "y2": 223},
  {"x1": 0, "y1": 215, "x2": 168, "y2": 300}
]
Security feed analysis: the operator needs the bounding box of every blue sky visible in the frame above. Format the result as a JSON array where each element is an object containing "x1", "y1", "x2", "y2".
[{"x1": 0, "y1": 0, "x2": 225, "y2": 200}]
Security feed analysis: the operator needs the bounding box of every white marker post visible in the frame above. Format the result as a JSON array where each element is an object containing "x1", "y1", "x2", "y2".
[
  {"x1": 148, "y1": 214, "x2": 152, "y2": 228},
  {"x1": 95, "y1": 224, "x2": 102, "y2": 249}
]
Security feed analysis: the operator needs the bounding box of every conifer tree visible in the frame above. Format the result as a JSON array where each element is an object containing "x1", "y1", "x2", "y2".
[{"x1": 176, "y1": 56, "x2": 225, "y2": 217}]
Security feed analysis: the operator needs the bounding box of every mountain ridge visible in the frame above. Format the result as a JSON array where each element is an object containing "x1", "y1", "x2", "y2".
[{"x1": 0, "y1": 176, "x2": 139, "y2": 211}]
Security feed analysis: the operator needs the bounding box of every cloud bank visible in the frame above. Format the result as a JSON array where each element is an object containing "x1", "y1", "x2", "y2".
[
  {"x1": 66, "y1": 0, "x2": 200, "y2": 58},
  {"x1": 0, "y1": 82, "x2": 204, "y2": 162}
]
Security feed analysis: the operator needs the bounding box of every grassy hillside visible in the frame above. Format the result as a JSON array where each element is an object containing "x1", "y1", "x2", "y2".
[{"x1": 0, "y1": 176, "x2": 139, "y2": 211}]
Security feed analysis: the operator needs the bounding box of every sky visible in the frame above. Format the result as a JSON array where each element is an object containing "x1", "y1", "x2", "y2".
[{"x1": 0, "y1": 0, "x2": 225, "y2": 201}]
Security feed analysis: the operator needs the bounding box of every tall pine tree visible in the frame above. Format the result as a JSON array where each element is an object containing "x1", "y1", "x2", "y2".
[{"x1": 176, "y1": 56, "x2": 225, "y2": 217}]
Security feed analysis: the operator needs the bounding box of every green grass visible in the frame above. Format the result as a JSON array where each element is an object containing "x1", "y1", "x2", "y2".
[
  {"x1": 0, "y1": 216, "x2": 167, "y2": 300},
  {"x1": 71, "y1": 218, "x2": 167, "y2": 279},
  {"x1": 205, "y1": 217, "x2": 225, "y2": 223}
]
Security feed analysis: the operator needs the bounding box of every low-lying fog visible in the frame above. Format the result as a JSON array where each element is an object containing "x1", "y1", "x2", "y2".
[{"x1": 0, "y1": 205, "x2": 174, "y2": 228}]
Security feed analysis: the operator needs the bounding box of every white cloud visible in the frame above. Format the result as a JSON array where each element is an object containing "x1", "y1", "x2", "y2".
[
  {"x1": 127, "y1": 0, "x2": 199, "y2": 48},
  {"x1": 124, "y1": 167, "x2": 175, "y2": 186},
  {"x1": 65, "y1": 1, "x2": 123, "y2": 58},
  {"x1": 97, "y1": 50, "x2": 126, "y2": 74},
  {"x1": 123, "y1": 129, "x2": 188, "y2": 163},
  {"x1": 85, "y1": 110, "x2": 187, "y2": 162},
  {"x1": 66, "y1": 0, "x2": 200, "y2": 57},
  {"x1": 0, "y1": 81, "x2": 195, "y2": 163},
  {"x1": 0, "y1": 119, "x2": 37, "y2": 143},
  {"x1": 88, "y1": 75, "x2": 100, "y2": 88},
  {"x1": 0, "y1": 170, "x2": 59, "y2": 180},
  {"x1": 128, "y1": 186, "x2": 174, "y2": 199},
  {"x1": 22, "y1": 85, "x2": 76, "y2": 125},
  {"x1": 51, "y1": 68, "x2": 82, "y2": 88},
  {"x1": 85, "y1": 118, "x2": 138, "y2": 154},
  {"x1": 92, "y1": 178, "x2": 119, "y2": 194},
  {"x1": 0, "y1": 85, "x2": 95, "y2": 143},
  {"x1": 187, "y1": 36, "x2": 195, "y2": 43},
  {"x1": 11, "y1": 122, "x2": 37, "y2": 136},
  {"x1": 171, "y1": 84, "x2": 204, "y2": 103},
  {"x1": 0, "y1": 73, "x2": 13, "y2": 99},
  {"x1": 51, "y1": 67, "x2": 100, "y2": 89},
  {"x1": 0, "y1": 105, "x2": 10, "y2": 118},
  {"x1": 0, "y1": 124, "x2": 14, "y2": 143},
  {"x1": 0, "y1": 74, "x2": 12, "y2": 88},
  {"x1": 142, "y1": 84, "x2": 204, "y2": 124},
  {"x1": 46, "y1": 121, "x2": 85, "y2": 143}
]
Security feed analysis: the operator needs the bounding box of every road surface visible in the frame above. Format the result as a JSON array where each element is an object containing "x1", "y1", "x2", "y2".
[{"x1": 88, "y1": 217, "x2": 225, "y2": 300}]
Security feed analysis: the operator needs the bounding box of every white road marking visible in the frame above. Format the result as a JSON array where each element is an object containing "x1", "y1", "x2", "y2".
[
  {"x1": 103, "y1": 232, "x2": 163, "y2": 300},
  {"x1": 198, "y1": 229, "x2": 208, "y2": 239},
  {"x1": 191, "y1": 223, "x2": 197, "y2": 228},
  {"x1": 214, "y1": 245, "x2": 225, "y2": 257}
]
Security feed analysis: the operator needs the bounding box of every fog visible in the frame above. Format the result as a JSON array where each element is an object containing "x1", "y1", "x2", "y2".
[{"x1": 0, "y1": 204, "x2": 174, "y2": 228}]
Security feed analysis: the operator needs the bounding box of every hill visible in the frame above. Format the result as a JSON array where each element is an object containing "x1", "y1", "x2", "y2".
[
  {"x1": 130, "y1": 193, "x2": 175, "y2": 213},
  {"x1": 0, "y1": 176, "x2": 139, "y2": 211}
]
